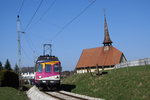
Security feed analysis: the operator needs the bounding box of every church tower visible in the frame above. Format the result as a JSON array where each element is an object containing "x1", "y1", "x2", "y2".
[
  {"x1": 103, "y1": 13, "x2": 112, "y2": 46},
  {"x1": 103, "y1": 12, "x2": 112, "y2": 51}
]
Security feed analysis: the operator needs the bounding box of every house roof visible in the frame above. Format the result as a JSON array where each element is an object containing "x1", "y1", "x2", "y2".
[
  {"x1": 21, "y1": 67, "x2": 34, "y2": 73},
  {"x1": 76, "y1": 45, "x2": 123, "y2": 69}
]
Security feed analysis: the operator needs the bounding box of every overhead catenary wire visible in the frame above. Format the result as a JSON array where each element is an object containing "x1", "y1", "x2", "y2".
[
  {"x1": 24, "y1": 0, "x2": 44, "y2": 32},
  {"x1": 26, "y1": 0, "x2": 58, "y2": 31},
  {"x1": 18, "y1": 17, "x2": 38, "y2": 64},
  {"x1": 19, "y1": 19, "x2": 39, "y2": 58},
  {"x1": 21, "y1": 0, "x2": 55, "y2": 59},
  {"x1": 17, "y1": 0, "x2": 25, "y2": 32},
  {"x1": 18, "y1": 0, "x2": 24, "y2": 15},
  {"x1": 21, "y1": 0, "x2": 44, "y2": 58},
  {"x1": 16, "y1": 0, "x2": 43, "y2": 67},
  {"x1": 52, "y1": 0, "x2": 96, "y2": 40},
  {"x1": 21, "y1": 45, "x2": 34, "y2": 65},
  {"x1": 24, "y1": 35, "x2": 37, "y2": 54},
  {"x1": 35, "y1": 0, "x2": 57, "y2": 24}
]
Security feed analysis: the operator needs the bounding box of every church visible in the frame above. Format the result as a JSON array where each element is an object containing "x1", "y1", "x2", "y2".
[{"x1": 75, "y1": 15, "x2": 127, "y2": 73}]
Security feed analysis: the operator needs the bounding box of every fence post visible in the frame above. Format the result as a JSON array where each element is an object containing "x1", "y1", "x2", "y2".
[
  {"x1": 96, "y1": 64, "x2": 100, "y2": 75},
  {"x1": 109, "y1": 65, "x2": 111, "y2": 73},
  {"x1": 87, "y1": 67, "x2": 89, "y2": 73},
  {"x1": 102, "y1": 66, "x2": 104, "y2": 71},
  {"x1": 127, "y1": 62, "x2": 128, "y2": 72},
  {"x1": 144, "y1": 60, "x2": 148, "y2": 71},
  {"x1": 89, "y1": 67, "x2": 93, "y2": 76}
]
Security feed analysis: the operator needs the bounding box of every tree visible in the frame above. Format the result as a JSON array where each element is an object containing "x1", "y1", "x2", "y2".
[
  {"x1": 0, "y1": 61, "x2": 3, "y2": 70},
  {"x1": 4, "y1": 59, "x2": 12, "y2": 70},
  {"x1": 14, "y1": 64, "x2": 19, "y2": 74}
]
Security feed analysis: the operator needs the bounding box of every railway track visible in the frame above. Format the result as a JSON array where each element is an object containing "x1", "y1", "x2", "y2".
[
  {"x1": 27, "y1": 86, "x2": 104, "y2": 100},
  {"x1": 44, "y1": 91, "x2": 103, "y2": 100},
  {"x1": 45, "y1": 91, "x2": 88, "y2": 100}
]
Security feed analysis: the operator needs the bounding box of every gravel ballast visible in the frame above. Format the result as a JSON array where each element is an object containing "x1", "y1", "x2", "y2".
[{"x1": 26, "y1": 86, "x2": 104, "y2": 100}]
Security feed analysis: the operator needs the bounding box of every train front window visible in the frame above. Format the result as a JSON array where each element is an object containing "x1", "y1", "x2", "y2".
[
  {"x1": 45, "y1": 64, "x2": 51, "y2": 72},
  {"x1": 54, "y1": 64, "x2": 59, "y2": 72},
  {"x1": 37, "y1": 64, "x2": 43, "y2": 72}
]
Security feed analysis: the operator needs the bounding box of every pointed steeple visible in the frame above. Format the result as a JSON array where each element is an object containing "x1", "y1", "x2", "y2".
[{"x1": 103, "y1": 11, "x2": 112, "y2": 46}]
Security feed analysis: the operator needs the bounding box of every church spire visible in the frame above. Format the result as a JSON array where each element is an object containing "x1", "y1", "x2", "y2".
[{"x1": 103, "y1": 10, "x2": 112, "y2": 46}]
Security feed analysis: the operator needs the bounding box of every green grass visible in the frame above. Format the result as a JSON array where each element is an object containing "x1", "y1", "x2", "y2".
[
  {"x1": 0, "y1": 87, "x2": 26, "y2": 100},
  {"x1": 62, "y1": 66, "x2": 150, "y2": 100},
  {"x1": 23, "y1": 84, "x2": 32, "y2": 91}
]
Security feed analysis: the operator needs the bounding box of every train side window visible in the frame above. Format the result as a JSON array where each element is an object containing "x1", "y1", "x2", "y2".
[
  {"x1": 37, "y1": 64, "x2": 43, "y2": 72},
  {"x1": 45, "y1": 64, "x2": 51, "y2": 72},
  {"x1": 54, "y1": 64, "x2": 59, "y2": 72}
]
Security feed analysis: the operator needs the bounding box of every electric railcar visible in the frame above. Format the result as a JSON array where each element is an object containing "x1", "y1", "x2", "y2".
[{"x1": 35, "y1": 55, "x2": 61, "y2": 89}]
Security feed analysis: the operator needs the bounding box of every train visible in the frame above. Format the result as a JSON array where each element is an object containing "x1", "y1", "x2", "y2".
[{"x1": 35, "y1": 55, "x2": 61, "y2": 90}]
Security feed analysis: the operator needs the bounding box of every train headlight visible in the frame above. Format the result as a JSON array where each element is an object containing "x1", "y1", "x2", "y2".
[
  {"x1": 55, "y1": 75, "x2": 59, "y2": 79},
  {"x1": 38, "y1": 76, "x2": 42, "y2": 78}
]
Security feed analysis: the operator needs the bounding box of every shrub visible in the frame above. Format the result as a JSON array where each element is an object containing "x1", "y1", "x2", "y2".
[{"x1": 0, "y1": 70, "x2": 19, "y2": 88}]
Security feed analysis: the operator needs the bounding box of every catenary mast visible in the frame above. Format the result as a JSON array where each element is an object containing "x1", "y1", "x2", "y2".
[
  {"x1": 17, "y1": 15, "x2": 21, "y2": 69},
  {"x1": 17, "y1": 15, "x2": 22, "y2": 89}
]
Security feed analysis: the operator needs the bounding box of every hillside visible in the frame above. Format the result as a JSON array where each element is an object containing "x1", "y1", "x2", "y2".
[
  {"x1": 62, "y1": 66, "x2": 150, "y2": 100},
  {"x1": 0, "y1": 87, "x2": 26, "y2": 100}
]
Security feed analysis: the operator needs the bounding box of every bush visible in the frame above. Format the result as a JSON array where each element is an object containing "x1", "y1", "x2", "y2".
[{"x1": 0, "y1": 70, "x2": 19, "y2": 88}]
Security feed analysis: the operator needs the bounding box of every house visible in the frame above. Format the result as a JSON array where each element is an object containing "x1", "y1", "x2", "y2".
[
  {"x1": 75, "y1": 15, "x2": 126, "y2": 73},
  {"x1": 21, "y1": 67, "x2": 35, "y2": 85}
]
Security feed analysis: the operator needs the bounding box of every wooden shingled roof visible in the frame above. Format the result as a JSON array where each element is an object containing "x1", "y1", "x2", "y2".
[
  {"x1": 103, "y1": 18, "x2": 112, "y2": 45},
  {"x1": 76, "y1": 45, "x2": 123, "y2": 69}
]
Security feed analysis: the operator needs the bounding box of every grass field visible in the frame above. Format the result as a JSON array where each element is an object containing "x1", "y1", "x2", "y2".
[
  {"x1": 0, "y1": 84, "x2": 32, "y2": 100},
  {"x1": 62, "y1": 66, "x2": 150, "y2": 100},
  {"x1": 0, "y1": 87, "x2": 26, "y2": 100}
]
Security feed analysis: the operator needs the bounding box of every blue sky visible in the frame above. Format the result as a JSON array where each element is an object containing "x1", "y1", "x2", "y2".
[{"x1": 0, "y1": 0, "x2": 150, "y2": 71}]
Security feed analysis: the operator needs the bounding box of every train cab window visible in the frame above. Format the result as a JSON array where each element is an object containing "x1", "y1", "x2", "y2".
[
  {"x1": 45, "y1": 64, "x2": 51, "y2": 72},
  {"x1": 37, "y1": 64, "x2": 43, "y2": 72},
  {"x1": 54, "y1": 64, "x2": 59, "y2": 72}
]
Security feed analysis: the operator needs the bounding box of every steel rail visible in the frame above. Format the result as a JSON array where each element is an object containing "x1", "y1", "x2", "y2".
[
  {"x1": 44, "y1": 92, "x2": 65, "y2": 100},
  {"x1": 57, "y1": 91, "x2": 88, "y2": 100}
]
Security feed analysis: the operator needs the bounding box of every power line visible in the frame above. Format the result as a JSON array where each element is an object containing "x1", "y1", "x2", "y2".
[
  {"x1": 24, "y1": 35, "x2": 35, "y2": 52},
  {"x1": 19, "y1": 18, "x2": 39, "y2": 58},
  {"x1": 52, "y1": 0, "x2": 96, "y2": 40},
  {"x1": 21, "y1": 45, "x2": 36, "y2": 67},
  {"x1": 17, "y1": 0, "x2": 43, "y2": 67},
  {"x1": 23, "y1": 34, "x2": 39, "y2": 58},
  {"x1": 21, "y1": 0, "x2": 96, "y2": 59},
  {"x1": 35, "y1": 0, "x2": 57, "y2": 24},
  {"x1": 26, "y1": 0, "x2": 58, "y2": 31},
  {"x1": 22, "y1": 0, "x2": 56, "y2": 57},
  {"x1": 22, "y1": 0, "x2": 44, "y2": 57},
  {"x1": 21, "y1": 45, "x2": 33, "y2": 63},
  {"x1": 24, "y1": 0, "x2": 44, "y2": 32},
  {"x1": 18, "y1": 0, "x2": 24, "y2": 15}
]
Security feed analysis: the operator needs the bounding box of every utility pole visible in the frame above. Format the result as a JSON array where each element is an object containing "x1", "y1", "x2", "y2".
[
  {"x1": 17, "y1": 15, "x2": 21, "y2": 69},
  {"x1": 17, "y1": 15, "x2": 22, "y2": 90},
  {"x1": 43, "y1": 44, "x2": 52, "y2": 56}
]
